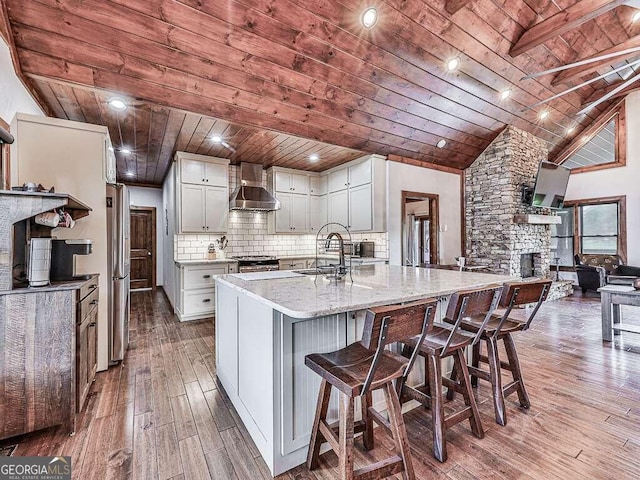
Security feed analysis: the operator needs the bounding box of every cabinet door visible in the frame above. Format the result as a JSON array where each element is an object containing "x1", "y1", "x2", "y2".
[
  {"x1": 275, "y1": 193, "x2": 292, "y2": 232},
  {"x1": 205, "y1": 186, "x2": 228, "y2": 233},
  {"x1": 348, "y1": 160, "x2": 372, "y2": 188},
  {"x1": 181, "y1": 159, "x2": 206, "y2": 185},
  {"x1": 349, "y1": 183, "x2": 373, "y2": 231},
  {"x1": 274, "y1": 171, "x2": 291, "y2": 193},
  {"x1": 310, "y1": 176, "x2": 327, "y2": 196},
  {"x1": 328, "y1": 168, "x2": 349, "y2": 193},
  {"x1": 290, "y1": 173, "x2": 309, "y2": 194},
  {"x1": 180, "y1": 184, "x2": 206, "y2": 233},
  {"x1": 205, "y1": 162, "x2": 228, "y2": 187},
  {"x1": 290, "y1": 194, "x2": 308, "y2": 233},
  {"x1": 328, "y1": 189, "x2": 349, "y2": 228},
  {"x1": 87, "y1": 307, "x2": 98, "y2": 387},
  {"x1": 309, "y1": 195, "x2": 327, "y2": 233}
]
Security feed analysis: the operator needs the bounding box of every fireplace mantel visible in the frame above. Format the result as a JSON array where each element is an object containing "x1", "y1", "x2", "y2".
[{"x1": 513, "y1": 214, "x2": 561, "y2": 225}]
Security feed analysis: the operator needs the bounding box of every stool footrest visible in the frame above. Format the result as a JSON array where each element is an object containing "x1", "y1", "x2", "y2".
[
  {"x1": 354, "y1": 455, "x2": 404, "y2": 480},
  {"x1": 318, "y1": 420, "x2": 340, "y2": 453},
  {"x1": 367, "y1": 407, "x2": 392, "y2": 436},
  {"x1": 444, "y1": 406, "x2": 473, "y2": 430},
  {"x1": 468, "y1": 365, "x2": 491, "y2": 382},
  {"x1": 503, "y1": 380, "x2": 520, "y2": 397}
]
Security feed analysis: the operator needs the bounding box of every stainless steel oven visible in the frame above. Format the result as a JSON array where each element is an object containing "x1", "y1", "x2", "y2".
[{"x1": 233, "y1": 256, "x2": 280, "y2": 273}]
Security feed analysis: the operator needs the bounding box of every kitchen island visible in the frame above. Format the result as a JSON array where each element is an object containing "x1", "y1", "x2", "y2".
[{"x1": 215, "y1": 265, "x2": 514, "y2": 476}]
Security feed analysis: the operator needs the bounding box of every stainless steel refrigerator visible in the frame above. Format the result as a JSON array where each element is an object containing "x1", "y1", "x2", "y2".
[{"x1": 106, "y1": 184, "x2": 131, "y2": 364}]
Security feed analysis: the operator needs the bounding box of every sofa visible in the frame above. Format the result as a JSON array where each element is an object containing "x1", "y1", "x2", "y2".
[{"x1": 574, "y1": 254, "x2": 640, "y2": 293}]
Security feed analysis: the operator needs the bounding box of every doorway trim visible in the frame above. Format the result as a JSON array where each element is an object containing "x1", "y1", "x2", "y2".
[
  {"x1": 130, "y1": 205, "x2": 157, "y2": 290},
  {"x1": 401, "y1": 191, "x2": 440, "y2": 266}
]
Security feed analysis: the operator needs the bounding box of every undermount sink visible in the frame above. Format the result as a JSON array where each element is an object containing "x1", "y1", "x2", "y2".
[{"x1": 292, "y1": 269, "x2": 320, "y2": 276}]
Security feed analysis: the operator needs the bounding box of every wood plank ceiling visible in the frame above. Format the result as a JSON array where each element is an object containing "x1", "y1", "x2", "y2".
[{"x1": 3, "y1": 0, "x2": 640, "y2": 185}]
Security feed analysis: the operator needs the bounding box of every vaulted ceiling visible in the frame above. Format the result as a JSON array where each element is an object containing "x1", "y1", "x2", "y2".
[{"x1": 2, "y1": 0, "x2": 640, "y2": 185}]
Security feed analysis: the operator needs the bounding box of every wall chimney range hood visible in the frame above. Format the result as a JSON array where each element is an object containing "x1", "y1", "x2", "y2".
[{"x1": 229, "y1": 162, "x2": 280, "y2": 211}]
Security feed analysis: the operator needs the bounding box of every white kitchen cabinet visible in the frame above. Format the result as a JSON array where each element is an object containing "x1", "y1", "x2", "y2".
[
  {"x1": 176, "y1": 262, "x2": 237, "y2": 321},
  {"x1": 348, "y1": 183, "x2": 373, "y2": 232},
  {"x1": 175, "y1": 152, "x2": 230, "y2": 234},
  {"x1": 181, "y1": 155, "x2": 229, "y2": 186},
  {"x1": 279, "y1": 259, "x2": 307, "y2": 270},
  {"x1": 180, "y1": 185, "x2": 206, "y2": 233},
  {"x1": 309, "y1": 175, "x2": 327, "y2": 196},
  {"x1": 328, "y1": 189, "x2": 349, "y2": 229},
  {"x1": 205, "y1": 186, "x2": 229, "y2": 233},
  {"x1": 274, "y1": 171, "x2": 309, "y2": 194},
  {"x1": 328, "y1": 168, "x2": 349, "y2": 193},
  {"x1": 272, "y1": 193, "x2": 308, "y2": 233},
  {"x1": 309, "y1": 195, "x2": 327, "y2": 233},
  {"x1": 325, "y1": 155, "x2": 386, "y2": 232}
]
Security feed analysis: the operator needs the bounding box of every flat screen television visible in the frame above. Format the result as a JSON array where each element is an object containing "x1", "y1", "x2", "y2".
[{"x1": 531, "y1": 161, "x2": 571, "y2": 209}]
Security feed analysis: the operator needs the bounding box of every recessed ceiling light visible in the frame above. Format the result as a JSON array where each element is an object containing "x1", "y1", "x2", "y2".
[
  {"x1": 210, "y1": 135, "x2": 223, "y2": 143},
  {"x1": 446, "y1": 56, "x2": 461, "y2": 72},
  {"x1": 436, "y1": 139, "x2": 447, "y2": 149},
  {"x1": 500, "y1": 89, "x2": 511, "y2": 100},
  {"x1": 108, "y1": 97, "x2": 127, "y2": 111},
  {"x1": 126, "y1": 172, "x2": 135, "y2": 177},
  {"x1": 539, "y1": 110, "x2": 550, "y2": 120},
  {"x1": 633, "y1": 10, "x2": 640, "y2": 23},
  {"x1": 566, "y1": 126, "x2": 576, "y2": 135},
  {"x1": 309, "y1": 153, "x2": 320, "y2": 162},
  {"x1": 361, "y1": 7, "x2": 378, "y2": 28},
  {"x1": 120, "y1": 148, "x2": 132, "y2": 155}
]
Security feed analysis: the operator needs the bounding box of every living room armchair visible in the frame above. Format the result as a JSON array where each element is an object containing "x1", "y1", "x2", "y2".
[{"x1": 574, "y1": 254, "x2": 640, "y2": 293}]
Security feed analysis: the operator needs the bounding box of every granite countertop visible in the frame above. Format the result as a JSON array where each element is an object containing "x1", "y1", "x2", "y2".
[
  {"x1": 175, "y1": 259, "x2": 239, "y2": 266},
  {"x1": 0, "y1": 274, "x2": 99, "y2": 296},
  {"x1": 280, "y1": 255, "x2": 388, "y2": 262},
  {"x1": 217, "y1": 264, "x2": 514, "y2": 318}
]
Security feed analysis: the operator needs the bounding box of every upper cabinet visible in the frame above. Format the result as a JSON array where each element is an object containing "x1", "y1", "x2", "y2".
[
  {"x1": 326, "y1": 155, "x2": 386, "y2": 233},
  {"x1": 175, "y1": 152, "x2": 230, "y2": 234},
  {"x1": 274, "y1": 171, "x2": 309, "y2": 195},
  {"x1": 309, "y1": 176, "x2": 327, "y2": 196}
]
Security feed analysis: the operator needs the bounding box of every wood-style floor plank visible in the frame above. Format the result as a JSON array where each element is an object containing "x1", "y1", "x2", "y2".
[{"x1": 1, "y1": 290, "x2": 639, "y2": 480}]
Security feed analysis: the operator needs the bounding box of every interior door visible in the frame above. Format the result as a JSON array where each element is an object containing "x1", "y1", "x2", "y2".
[{"x1": 130, "y1": 207, "x2": 155, "y2": 290}]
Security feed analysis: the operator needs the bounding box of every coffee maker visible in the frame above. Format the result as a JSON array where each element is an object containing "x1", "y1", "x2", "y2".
[{"x1": 50, "y1": 239, "x2": 93, "y2": 281}]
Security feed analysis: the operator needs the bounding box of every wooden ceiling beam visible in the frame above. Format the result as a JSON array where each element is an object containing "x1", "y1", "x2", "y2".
[
  {"x1": 552, "y1": 35, "x2": 640, "y2": 86},
  {"x1": 445, "y1": 0, "x2": 472, "y2": 15},
  {"x1": 510, "y1": 0, "x2": 628, "y2": 57}
]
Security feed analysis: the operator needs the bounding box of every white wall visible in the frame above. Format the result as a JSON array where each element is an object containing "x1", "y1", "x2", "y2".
[
  {"x1": 387, "y1": 162, "x2": 462, "y2": 266},
  {"x1": 129, "y1": 186, "x2": 164, "y2": 286},
  {"x1": 565, "y1": 93, "x2": 640, "y2": 266},
  {"x1": 0, "y1": 38, "x2": 43, "y2": 122}
]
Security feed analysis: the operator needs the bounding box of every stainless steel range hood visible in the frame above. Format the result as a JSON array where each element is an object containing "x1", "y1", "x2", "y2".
[{"x1": 229, "y1": 162, "x2": 281, "y2": 211}]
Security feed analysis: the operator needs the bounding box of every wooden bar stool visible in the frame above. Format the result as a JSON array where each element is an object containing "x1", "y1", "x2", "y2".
[
  {"x1": 397, "y1": 285, "x2": 502, "y2": 462},
  {"x1": 305, "y1": 299, "x2": 438, "y2": 480},
  {"x1": 447, "y1": 280, "x2": 551, "y2": 426}
]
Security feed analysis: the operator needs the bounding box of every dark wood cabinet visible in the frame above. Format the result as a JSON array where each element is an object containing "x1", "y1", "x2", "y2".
[{"x1": 76, "y1": 282, "x2": 99, "y2": 412}]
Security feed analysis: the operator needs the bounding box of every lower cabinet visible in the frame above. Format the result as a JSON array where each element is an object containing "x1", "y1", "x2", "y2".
[
  {"x1": 176, "y1": 262, "x2": 238, "y2": 321},
  {"x1": 76, "y1": 280, "x2": 99, "y2": 413}
]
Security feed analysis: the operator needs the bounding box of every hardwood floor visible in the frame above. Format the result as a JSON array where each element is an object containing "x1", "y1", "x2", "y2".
[{"x1": 2, "y1": 289, "x2": 640, "y2": 479}]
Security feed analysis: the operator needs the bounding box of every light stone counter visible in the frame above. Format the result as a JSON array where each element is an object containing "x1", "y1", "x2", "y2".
[
  {"x1": 174, "y1": 259, "x2": 238, "y2": 266},
  {"x1": 216, "y1": 264, "x2": 513, "y2": 319}
]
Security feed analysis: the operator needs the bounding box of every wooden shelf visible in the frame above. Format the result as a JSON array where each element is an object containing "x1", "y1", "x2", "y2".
[{"x1": 513, "y1": 214, "x2": 561, "y2": 225}]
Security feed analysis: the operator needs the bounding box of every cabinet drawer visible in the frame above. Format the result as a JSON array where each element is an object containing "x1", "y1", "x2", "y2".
[
  {"x1": 183, "y1": 289, "x2": 216, "y2": 315},
  {"x1": 183, "y1": 265, "x2": 227, "y2": 290},
  {"x1": 78, "y1": 287, "x2": 99, "y2": 324},
  {"x1": 79, "y1": 278, "x2": 99, "y2": 302}
]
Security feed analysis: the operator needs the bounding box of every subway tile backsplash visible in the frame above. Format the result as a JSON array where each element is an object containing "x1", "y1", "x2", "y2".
[
  {"x1": 174, "y1": 210, "x2": 389, "y2": 260},
  {"x1": 174, "y1": 165, "x2": 389, "y2": 261}
]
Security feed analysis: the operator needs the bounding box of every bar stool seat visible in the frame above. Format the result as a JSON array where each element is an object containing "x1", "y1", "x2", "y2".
[
  {"x1": 401, "y1": 325, "x2": 474, "y2": 356},
  {"x1": 305, "y1": 343, "x2": 408, "y2": 396},
  {"x1": 305, "y1": 299, "x2": 438, "y2": 480},
  {"x1": 459, "y1": 314, "x2": 525, "y2": 334}
]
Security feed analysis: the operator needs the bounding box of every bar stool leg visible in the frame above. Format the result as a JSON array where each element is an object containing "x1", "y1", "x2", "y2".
[
  {"x1": 445, "y1": 360, "x2": 458, "y2": 401},
  {"x1": 454, "y1": 349, "x2": 484, "y2": 439},
  {"x1": 471, "y1": 342, "x2": 481, "y2": 388},
  {"x1": 486, "y1": 336, "x2": 507, "y2": 426},
  {"x1": 427, "y1": 354, "x2": 447, "y2": 462},
  {"x1": 503, "y1": 333, "x2": 531, "y2": 409},
  {"x1": 338, "y1": 393, "x2": 355, "y2": 480},
  {"x1": 307, "y1": 379, "x2": 332, "y2": 470},
  {"x1": 361, "y1": 391, "x2": 374, "y2": 451},
  {"x1": 383, "y1": 383, "x2": 416, "y2": 480}
]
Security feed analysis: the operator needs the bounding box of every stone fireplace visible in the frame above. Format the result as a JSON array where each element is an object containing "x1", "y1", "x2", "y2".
[{"x1": 465, "y1": 126, "x2": 551, "y2": 279}]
